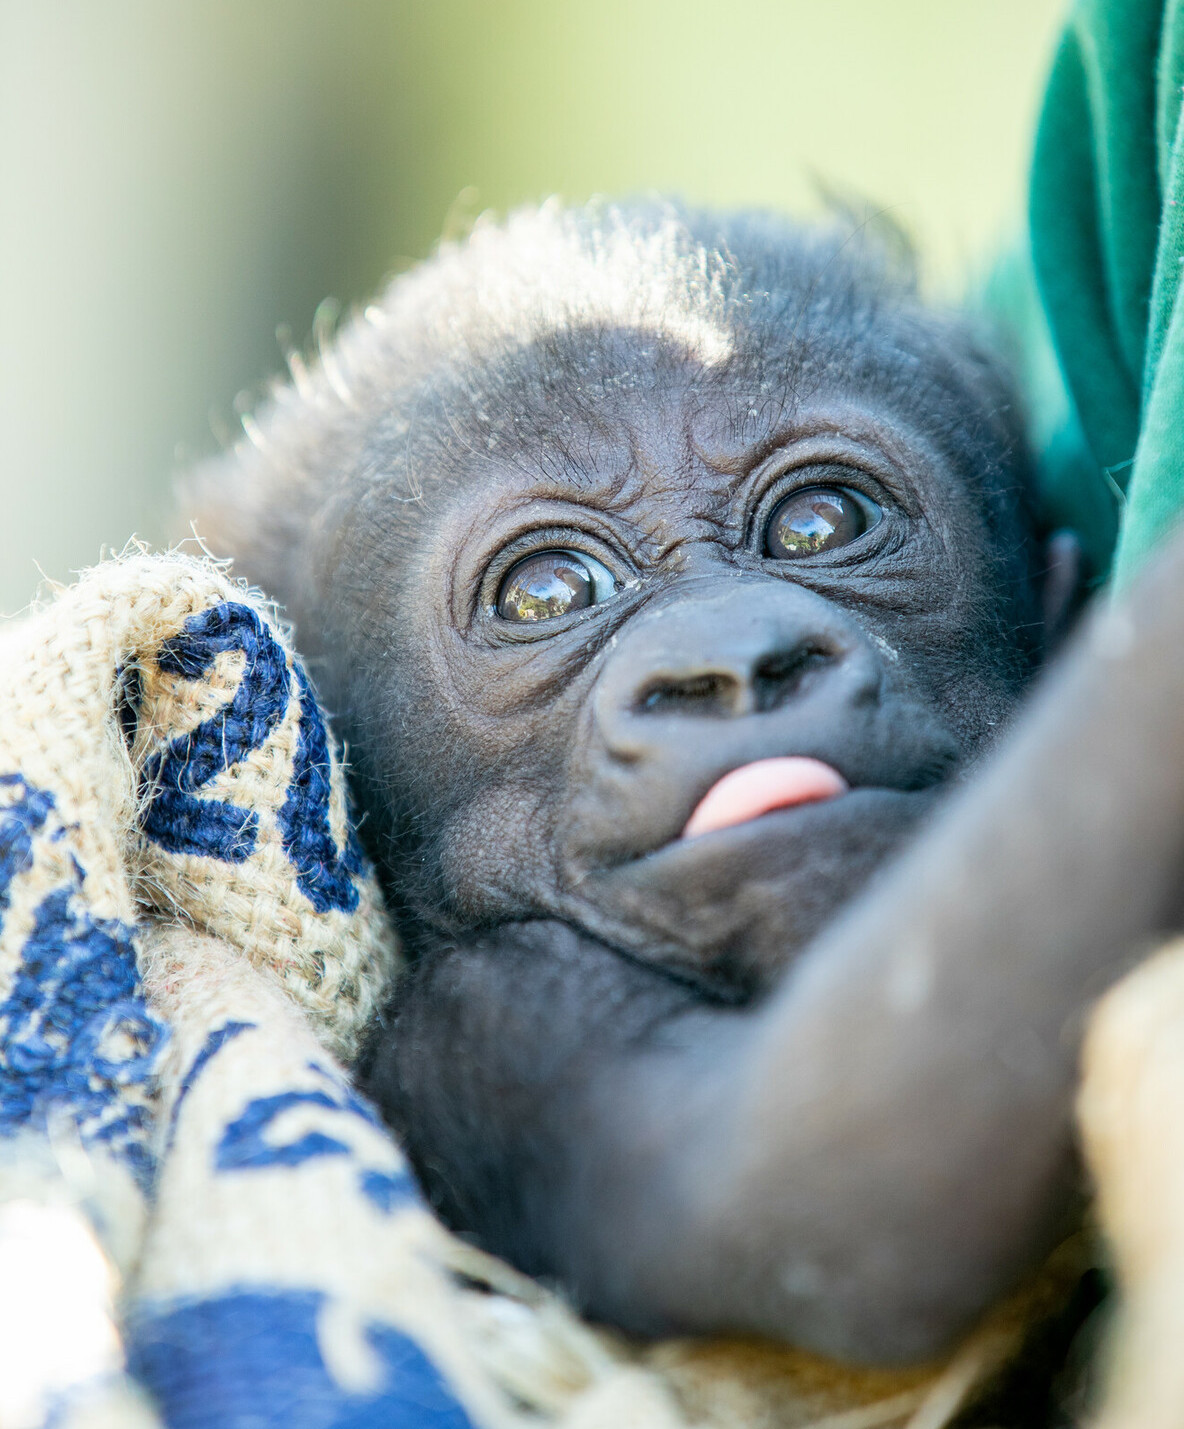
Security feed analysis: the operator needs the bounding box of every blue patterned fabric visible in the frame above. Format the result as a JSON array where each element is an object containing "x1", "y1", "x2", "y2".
[
  {"x1": 129, "y1": 1292, "x2": 473, "y2": 1429},
  {"x1": 0, "y1": 774, "x2": 165, "y2": 1189},
  {"x1": 0, "y1": 565, "x2": 480, "y2": 1429}
]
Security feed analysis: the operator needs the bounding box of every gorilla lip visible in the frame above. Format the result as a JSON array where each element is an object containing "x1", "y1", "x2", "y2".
[{"x1": 682, "y1": 757, "x2": 849, "y2": 838}]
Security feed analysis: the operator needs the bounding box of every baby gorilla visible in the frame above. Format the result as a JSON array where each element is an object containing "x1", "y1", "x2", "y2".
[{"x1": 189, "y1": 204, "x2": 1180, "y2": 1363}]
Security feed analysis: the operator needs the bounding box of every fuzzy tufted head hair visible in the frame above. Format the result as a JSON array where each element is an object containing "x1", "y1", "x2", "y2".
[{"x1": 184, "y1": 199, "x2": 1026, "y2": 659}]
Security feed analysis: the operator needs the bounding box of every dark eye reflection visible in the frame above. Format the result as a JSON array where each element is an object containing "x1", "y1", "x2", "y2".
[
  {"x1": 764, "y1": 486, "x2": 874, "y2": 559},
  {"x1": 495, "y1": 550, "x2": 618, "y2": 622}
]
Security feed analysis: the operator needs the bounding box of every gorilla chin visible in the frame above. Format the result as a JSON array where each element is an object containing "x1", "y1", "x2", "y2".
[{"x1": 572, "y1": 786, "x2": 946, "y2": 987}]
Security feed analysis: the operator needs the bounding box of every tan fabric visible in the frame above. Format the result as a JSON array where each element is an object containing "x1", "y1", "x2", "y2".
[
  {"x1": 1076, "y1": 939, "x2": 1184, "y2": 1429},
  {"x1": 0, "y1": 553, "x2": 396, "y2": 1060}
]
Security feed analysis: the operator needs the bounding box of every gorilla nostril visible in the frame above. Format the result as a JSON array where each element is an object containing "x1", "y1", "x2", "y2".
[
  {"x1": 753, "y1": 644, "x2": 835, "y2": 713},
  {"x1": 635, "y1": 672, "x2": 742, "y2": 717},
  {"x1": 633, "y1": 643, "x2": 843, "y2": 718}
]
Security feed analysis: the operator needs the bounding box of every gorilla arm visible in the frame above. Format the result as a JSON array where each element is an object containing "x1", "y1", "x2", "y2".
[
  {"x1": 372, "y1": 531, "x2": 1184, "y2": 1366},
  {"x1": 375, "y1": 535, "x2": 1184, "y2": 1362}
]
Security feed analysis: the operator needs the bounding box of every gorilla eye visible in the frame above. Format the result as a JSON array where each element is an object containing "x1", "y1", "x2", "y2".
[
  {"x1": 495, "y1": 550, "x2": 618, "y2": 622},
  {"x1": 764, "y1": 485, "x2": 874, "y2": 559}
]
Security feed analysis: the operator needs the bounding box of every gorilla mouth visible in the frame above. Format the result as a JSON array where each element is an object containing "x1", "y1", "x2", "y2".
[{"x1": 682, "y1": 757, "x2": 849, "y2": 838}]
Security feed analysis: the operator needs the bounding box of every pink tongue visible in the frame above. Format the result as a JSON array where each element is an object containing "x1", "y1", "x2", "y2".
[{"x1": 682, "y1": 757, "x2": 848, "y2": 838}]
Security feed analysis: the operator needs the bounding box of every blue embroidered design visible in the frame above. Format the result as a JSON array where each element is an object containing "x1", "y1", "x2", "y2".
[
  {"x1": 179, "y1": 1021, "x2": 255, "y2": 1106},
  {"x1": 138, "y1": 602, "x2": 367, "y2": 916},
  {"x1": 129, "y1": 1289, "x2": 474, "y2": 1428},
  {"x1": 277, "y1": 664, "x2": 364, "y2": 914},
  {"x1": 167, "y1": 1020, "x2": 254, "y2": 1149},
  {"x1": 140, "y1": 603, "x2": 290, "y2": 863},
  {"x1": 217, "y1": 1090, "x2": 352, "y2": 1170},
  {"x1": 0, "y1": 774, "x2": 54, "y2": 911},
  {"x1": 306, "y1": 1060, "x2": 385, "y2": 1128},
  {"x1": 357, "y1": 1168, "x2": 418, "y2": 1214},
  {"x1": 0, "y1": 780, "x2": 165, "y2": 1186},
  {"x1": 217, "y1": 1063, "x2": 417, "y2": 1213}
]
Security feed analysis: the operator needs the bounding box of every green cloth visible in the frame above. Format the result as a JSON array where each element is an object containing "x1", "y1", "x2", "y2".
[{"x1": 1029, "y1": 0, "x2": 1184, "y2": 586}]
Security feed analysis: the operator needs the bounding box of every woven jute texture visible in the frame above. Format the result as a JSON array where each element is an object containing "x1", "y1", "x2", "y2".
[{"x1": 0, "y1": 551, "x2": 1150, "y2": 1428}]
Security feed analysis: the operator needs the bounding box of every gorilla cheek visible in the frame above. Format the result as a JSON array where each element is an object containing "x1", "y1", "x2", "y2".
[
  {"x1": 435, "y1": 783, "x2": 564, "y2": 921},
  {"x1": 560, "y1": 756, "x2": 675, "y2": 873}
]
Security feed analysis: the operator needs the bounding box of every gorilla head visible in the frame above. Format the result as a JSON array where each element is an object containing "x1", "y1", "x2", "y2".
[{"x1": 193, "y1": 203, "x2": 1047, "y2": 986}]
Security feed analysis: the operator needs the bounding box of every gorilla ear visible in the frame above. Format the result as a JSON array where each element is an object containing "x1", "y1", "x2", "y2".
[{"x1": 1039, "y1": 529, "x2": 1088, "y2": 651}]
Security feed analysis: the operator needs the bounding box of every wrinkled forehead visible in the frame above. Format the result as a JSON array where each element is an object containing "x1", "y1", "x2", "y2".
[
  {"x1": 375, "y1": 320, "x2": 951, "y2": 516},
  {"x1": 335, "y1": 206, "x2": 1002, "y2": 525}
]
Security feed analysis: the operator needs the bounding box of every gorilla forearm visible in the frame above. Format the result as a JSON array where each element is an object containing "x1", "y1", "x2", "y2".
[
  {"x1": 373, "y1": 911, "x2": 1068, "y2": 1362},
  {"x1": 372, "y1": 531, "x2": 1184, "y2": 1363}
]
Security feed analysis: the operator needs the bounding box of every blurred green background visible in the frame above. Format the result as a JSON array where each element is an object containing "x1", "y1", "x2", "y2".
[{"x1": 0, "y1": 0, "x2": 1066, "y2": 613}]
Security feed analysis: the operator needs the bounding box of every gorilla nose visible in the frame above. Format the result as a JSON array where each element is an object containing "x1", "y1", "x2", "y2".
[
  {"x1": 633, "y1": 642, "x2": 835, "y2": 718},
  {"x1": 595, "y1": 580, "x2": 879, "y2": 756}
]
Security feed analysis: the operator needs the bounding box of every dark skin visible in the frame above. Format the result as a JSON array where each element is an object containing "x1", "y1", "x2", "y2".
[{"x1": 191, "y1": 208, "x2": 1177, "y2": 1365}]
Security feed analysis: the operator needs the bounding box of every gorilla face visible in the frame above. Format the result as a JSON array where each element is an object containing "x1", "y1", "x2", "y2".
[{"x1": 320, "y1": 345, "x2": 1039, "y2": 989}]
